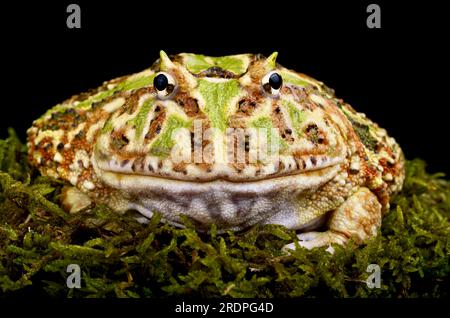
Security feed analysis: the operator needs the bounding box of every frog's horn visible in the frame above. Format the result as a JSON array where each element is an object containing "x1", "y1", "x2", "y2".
[
  {"x1": 265, "y1": 52, "x2": 278, "y2": 69},
  {"x1": 159, "y1": 50, "x2": 175, "y2": 71}
]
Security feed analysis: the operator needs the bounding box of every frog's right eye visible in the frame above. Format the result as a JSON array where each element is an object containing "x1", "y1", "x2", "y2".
[{"x1": 153, "y1": 72, "x2": 177, "y2": 99}]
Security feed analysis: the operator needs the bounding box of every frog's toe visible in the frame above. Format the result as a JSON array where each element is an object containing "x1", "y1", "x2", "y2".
[
  {"x1": 283, "y1": 231, "x2": 348, "y2": 253},
  {"x1": 61, "y1": 186, "x2": 92, "y2": 214},
  {"x1": 128, "y1": 203, "x2": 154, "y2": 223}
]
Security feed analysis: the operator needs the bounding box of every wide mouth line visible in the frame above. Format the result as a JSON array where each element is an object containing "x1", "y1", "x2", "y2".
[
  {"x1": 96, "y1": 161, "x2": 341, "y2": 184},
  {"x1": 94, "y1": 162, "x2": 342, "y2": 196},
  {"x1": 93, "y1": 145, "x2": 345, "y2": 183}
]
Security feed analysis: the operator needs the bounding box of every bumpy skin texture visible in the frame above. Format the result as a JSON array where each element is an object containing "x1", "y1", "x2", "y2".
[{"x1": 27, "y1": 51, "x2": 405, "y2": 249}]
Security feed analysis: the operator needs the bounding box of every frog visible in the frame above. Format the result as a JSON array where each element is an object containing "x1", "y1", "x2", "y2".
[{"x1": 27, "y1": 51, "x2": 405, "y2": 250}]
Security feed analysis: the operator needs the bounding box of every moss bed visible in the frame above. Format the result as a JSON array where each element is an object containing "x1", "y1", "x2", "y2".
[{"x1": 0, "y1": 129, "x2": 449, "y2": 298}]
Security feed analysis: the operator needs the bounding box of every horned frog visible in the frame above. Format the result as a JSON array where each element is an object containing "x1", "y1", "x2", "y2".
[{"x1": 27, "y1": 51, "x2": 404, "y2": 250}]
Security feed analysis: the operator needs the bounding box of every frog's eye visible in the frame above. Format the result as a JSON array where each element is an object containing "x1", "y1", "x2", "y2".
[
  {"x1": 153, "y1": 72, "x2": 177, "y2": 99},
  {"x1": 261, "y1": 71, "x2": 283, "y2": 96}
]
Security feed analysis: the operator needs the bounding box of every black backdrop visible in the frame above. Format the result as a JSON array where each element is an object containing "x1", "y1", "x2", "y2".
[{"x1": 1, "y1": 1, "x2": 448, "y2": 174}]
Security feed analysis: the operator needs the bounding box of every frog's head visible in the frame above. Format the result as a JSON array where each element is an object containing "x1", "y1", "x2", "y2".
[{"x1": 94, "y1": 51, "x2": 349, "y2": 183}]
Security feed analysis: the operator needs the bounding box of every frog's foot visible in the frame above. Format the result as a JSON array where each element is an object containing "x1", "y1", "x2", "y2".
[
  {"x1": 284, "y1": 187, "x2": 382, "y2": 253},
  {"x1": 61, "y1": 186, "x2": 92, "y2": 214},
  {"x1": 283, "y1": 231, "x2": 348, "y2": 253},
  {"x1": 127, "y1": 203, "x2": 153, "y2": 224}
]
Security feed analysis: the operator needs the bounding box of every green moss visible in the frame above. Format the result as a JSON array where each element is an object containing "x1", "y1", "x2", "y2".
[
  {"x1": 198, "y1": 79, "x2": 240, "y2": 131},
  {"x1": 0, "y1": 129, "x2": 449, "y2": 298}
]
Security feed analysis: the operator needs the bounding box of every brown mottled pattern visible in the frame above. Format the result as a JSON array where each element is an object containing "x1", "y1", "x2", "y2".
[
  {"x1": 27, "y1": 52, "x2": 404, "y2": 220},
  {"x1": 272, "y1": 101, "x2": 294, "y2": 143},
  {"x1": 174, "y1": 92, "x2": 200, "y2": 117},
  {"x1": 236, "y1": 98, "x2": 258, "y2": 115},
  {"x1": 145, "y1": 106, "x2": 166, "y2": 141}
]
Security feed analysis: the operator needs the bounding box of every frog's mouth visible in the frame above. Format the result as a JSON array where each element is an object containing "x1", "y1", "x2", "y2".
[
  {"x1": 94, "y1": 157, "x2": 343, "y2": 231},
  {"x1": 93, "y1": 147, "x2": 345, "y2": 193},
  {"x1": 93, "y1": 145, "x2": 345, "y2": 183},
  {"x1": 93, "y1": 155, "x2": 342, "y2": 195},
  {"x1": 93, "y1": 151, "x2": 344, "y2": 229}
]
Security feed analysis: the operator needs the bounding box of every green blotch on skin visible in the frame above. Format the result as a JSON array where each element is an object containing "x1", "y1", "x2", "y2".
[
  {"x1": 40, "y1": 104, "x2": 71, "y2": 122},
  {"x1": 283, "y1": 100, "x2": 307, "y2": 137},
  {"x1": 280, "y1": 70, "x2": 310, "y2": 87},
  {"x1": 342, "y1": 110, "x2": 378, "y2": 151},
  {"x1": 150, "y1": 115, "x2": 191, "y2": 157},
  {"x1": 131, "y1": 99, "x2": 154, "y2": 139},
  {"x1": 101, "y1": 118, "x2": 114, "y2": 134},
  {"x1": 251, "y1": 116, "x2": 288, "y2": 152},
  {"x1": 185, "y1": 54, "x2": 246, "y2": 74},
  {"x1": 212, "y1": 56, "x2": 245, "y2": 74},
  {"x1": 198, "y1": 79, "x2": 240, "y2": 131},
  {"x1": 40, "y1": 73, "x2": 156, "y2": 121},
  {"x1": 76, "y1": 90, "x2": 114, "y2": 110},
  {"x1": 75, "y1": 74, "x2": 156, "y2": 110},
  {"x1": 116, "y1": 74, "x2": 156, "y2": 91},
  {"x1": 185, "y1": 54, "x2": 212, "y2": 74}
]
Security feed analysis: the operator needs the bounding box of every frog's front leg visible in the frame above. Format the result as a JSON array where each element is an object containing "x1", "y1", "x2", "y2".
[{"x1": 284, "y1": 187, "x2": 382, "y2": 251}]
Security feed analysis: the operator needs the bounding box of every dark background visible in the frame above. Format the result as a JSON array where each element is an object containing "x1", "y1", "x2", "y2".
[{"x1": 1, "y1": 1, "x2": 448, "y2": 174}]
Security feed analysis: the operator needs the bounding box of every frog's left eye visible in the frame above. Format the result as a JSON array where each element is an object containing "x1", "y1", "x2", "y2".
[
  {"x1": 262, "y1": 71, "x2": 283, "y2": 96},
  {"x1": 154, "y1": 72, "x2": 177, "y2": 99}
]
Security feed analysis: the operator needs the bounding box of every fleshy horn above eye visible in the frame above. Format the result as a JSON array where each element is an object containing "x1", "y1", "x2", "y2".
[
  {"x1": 159, "y1": 50, "x2": 176, "y2": 71},
  {"x1": 153, "y1": 72, "x2": 177, "y2": 99},
  {"x1": 262, "y1": 71, "x2": 283, "y2": 96}
]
